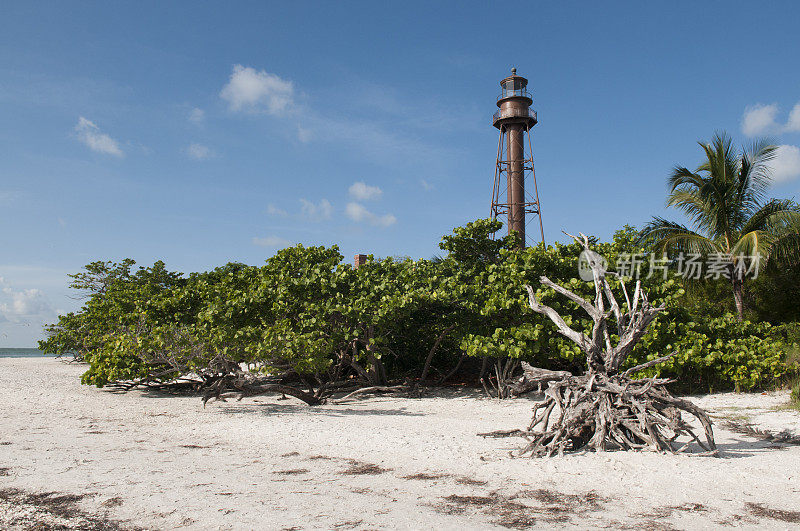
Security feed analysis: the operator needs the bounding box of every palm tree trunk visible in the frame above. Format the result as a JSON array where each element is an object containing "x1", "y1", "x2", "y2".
[{"x1": 731, "y1": 276, "x2": 745, "y2": 321}]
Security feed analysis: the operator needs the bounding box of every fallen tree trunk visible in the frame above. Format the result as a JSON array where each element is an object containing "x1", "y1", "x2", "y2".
[
  {"x1": 510, "y1": 362, "x2": 573, "y2": 396},
  {"x1": 202, "y1": 377, "x2": 323, "y2": 406}
]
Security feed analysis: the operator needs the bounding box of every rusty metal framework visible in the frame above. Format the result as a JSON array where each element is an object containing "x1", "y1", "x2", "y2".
[{"x1": 490, "y1": 122, "x2": 545, "y2": 247}]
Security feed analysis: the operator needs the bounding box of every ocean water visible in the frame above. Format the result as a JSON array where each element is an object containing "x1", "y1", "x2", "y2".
[{"x1": 0, "y1": 348, "x2": 56, "y2": 358}]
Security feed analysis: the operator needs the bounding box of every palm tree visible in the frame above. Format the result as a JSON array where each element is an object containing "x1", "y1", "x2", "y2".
[{"x1": 641, "y1": 132, "x2": 800, "y2": 320}]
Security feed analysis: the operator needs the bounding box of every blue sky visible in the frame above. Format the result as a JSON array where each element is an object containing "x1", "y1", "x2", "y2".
[{"x1": 2, "y1": 1, "x2": 800, "y2": 346}]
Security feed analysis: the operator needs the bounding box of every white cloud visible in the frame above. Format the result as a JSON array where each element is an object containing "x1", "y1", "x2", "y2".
[
  {"x1": 741, "y1": 104, "x2": 780, "y2": 137},
  {"x1": 189, "y1": 107, "x2": 205, "y2": 124},
  {"x1": 345, "y1": 202, "x2": 396, "y2": 227},
  {"x1": 345, "y1": 202, "x2": 369, "y2": 222},
  {"x1": 348, "y1": 181, "x2": 382, "y2": 201},
  {"x1": 420, "y1": 179, "x2": 434, "y2": 191},
  {"x1": 266, "y1": 204, "x2": 287, "y2": 216},
  {"x1": 297, "y1": 126, "x2": 312, "y2": 143},
  {"x1": 769, "y1": 145, "x2": 800, "y2": 183},
  {"x1": 786, "y1": 103, "x2": 800, "y2": 133},
  {"x1": 252, "y1": 236, "x2": 292, "y2": 248},
  {"x1": 741, "y1": 101, "x2": 800, "y2": 136},
  {"x1": 0, "y1": 286, "x2": 54, "y2": 322},
  {"x1": 0, "y1": 191, "x2": 23, "y2": 203},
  {"x1": 375, "y1": 214, "x2": 397, "y2": 227},
  {"x1": 0, "y1": 273, "x2": 75, "y2": 345},
  {"x1": 214, "y1": 66, "x2": 456, "y2": 170},
  {"x1": 185, "y1": 143, "x2": 214, "y2": 160},
  {"x1": 74, "y1": 117, "x2": 123, "y2": 156},
  {"x1": 299, "y1": 198, "x2": 333, "y2": 221},
  {"x1": 220, "y1": 64, "x2": 294, "y2": 115}
]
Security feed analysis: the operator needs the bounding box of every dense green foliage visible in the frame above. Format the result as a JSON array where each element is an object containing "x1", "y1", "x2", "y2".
[{"x1": 41, "y1": 219, "x2": 799, "y2": 395}]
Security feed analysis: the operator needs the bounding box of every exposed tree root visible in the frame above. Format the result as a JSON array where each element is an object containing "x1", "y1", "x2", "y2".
[
  {"x1": 487, "y1": 373, "x2": 717, "y2": 457},
  {"x1": 488, "y1": 231, "x2": 718, "y2": 457},
  {"x1": 200, "y1": 369, "x2": 412, "y2": 407},
  {"x1": 332, "y1": 385, "x2": 407, "y2": 403}
]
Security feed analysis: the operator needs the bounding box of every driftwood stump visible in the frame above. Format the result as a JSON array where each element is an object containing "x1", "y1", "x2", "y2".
[{"x1": 483, "y1": 232, "x2": 717, "y2": 457}]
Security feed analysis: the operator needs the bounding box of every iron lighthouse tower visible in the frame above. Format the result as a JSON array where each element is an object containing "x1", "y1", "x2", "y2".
[{"x1": 490, "y1": 68, "x2": 544, "y2": 247}]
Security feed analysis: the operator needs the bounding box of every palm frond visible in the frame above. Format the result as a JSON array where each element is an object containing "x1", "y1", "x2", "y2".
[
  {"x1": 740, "y1": 199, "x2": 800, "y2": 234},
  {"x1": 765, "y1": 207, "x2": 800, "y2": 266},
  {"x1": 667, "y1": 167, "x2": 704, "y2": 193},
  {"x1": 640, "y1": 218, "x2": 721, "y2": 256},
  {"x1": 737, "y1": 140, "x2": 777, "y2": 221},
  {"x1": 666, "y1": 190, "x2": 714, "y2": 233},
  {"x1": 689, "y1": 133, "x2": 741, "y2": 241},
  {"x1": 697, "y1": 132, "x2": 738, "y2": 184},
  {"x1": 730, "y1": 230, "x2": 775, "y2": 259}
]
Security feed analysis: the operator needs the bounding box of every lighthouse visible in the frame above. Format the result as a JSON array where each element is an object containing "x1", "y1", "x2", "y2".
[{"x1": 490, "y1": 68, "x2": 544, "y2": 247}]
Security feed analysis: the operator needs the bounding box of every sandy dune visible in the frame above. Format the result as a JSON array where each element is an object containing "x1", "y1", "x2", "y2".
[{"x1": 1, "y1": 358, "x2": 799, "y2": 530}]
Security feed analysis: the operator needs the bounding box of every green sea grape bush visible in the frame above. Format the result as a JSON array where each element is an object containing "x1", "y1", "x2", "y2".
[
  {"x1": 40, "y1": 260, "x2": 186, "y2": 369},
  {"x1": 40, "y1": 220, "x2": 798, "y2": 397},
  {"x1": 628, "y1": 314, "x2": 798, "y2": 392}
]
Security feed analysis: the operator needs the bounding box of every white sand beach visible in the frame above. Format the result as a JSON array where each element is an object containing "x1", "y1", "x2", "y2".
[{"x1": 1, "y1": 357, "x2": 799, "y2": 530}]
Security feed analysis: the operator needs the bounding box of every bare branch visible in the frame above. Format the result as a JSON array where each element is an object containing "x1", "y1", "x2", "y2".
[
  {"x1": 621, "y1": 351, "x2": 678, "y2": 378},
  {"x1": 525, "y1": 284, "x2": 590, "y2": 351},
  {"x1": 539, "y1": 276, "x2": 599, "y2": 320}
]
